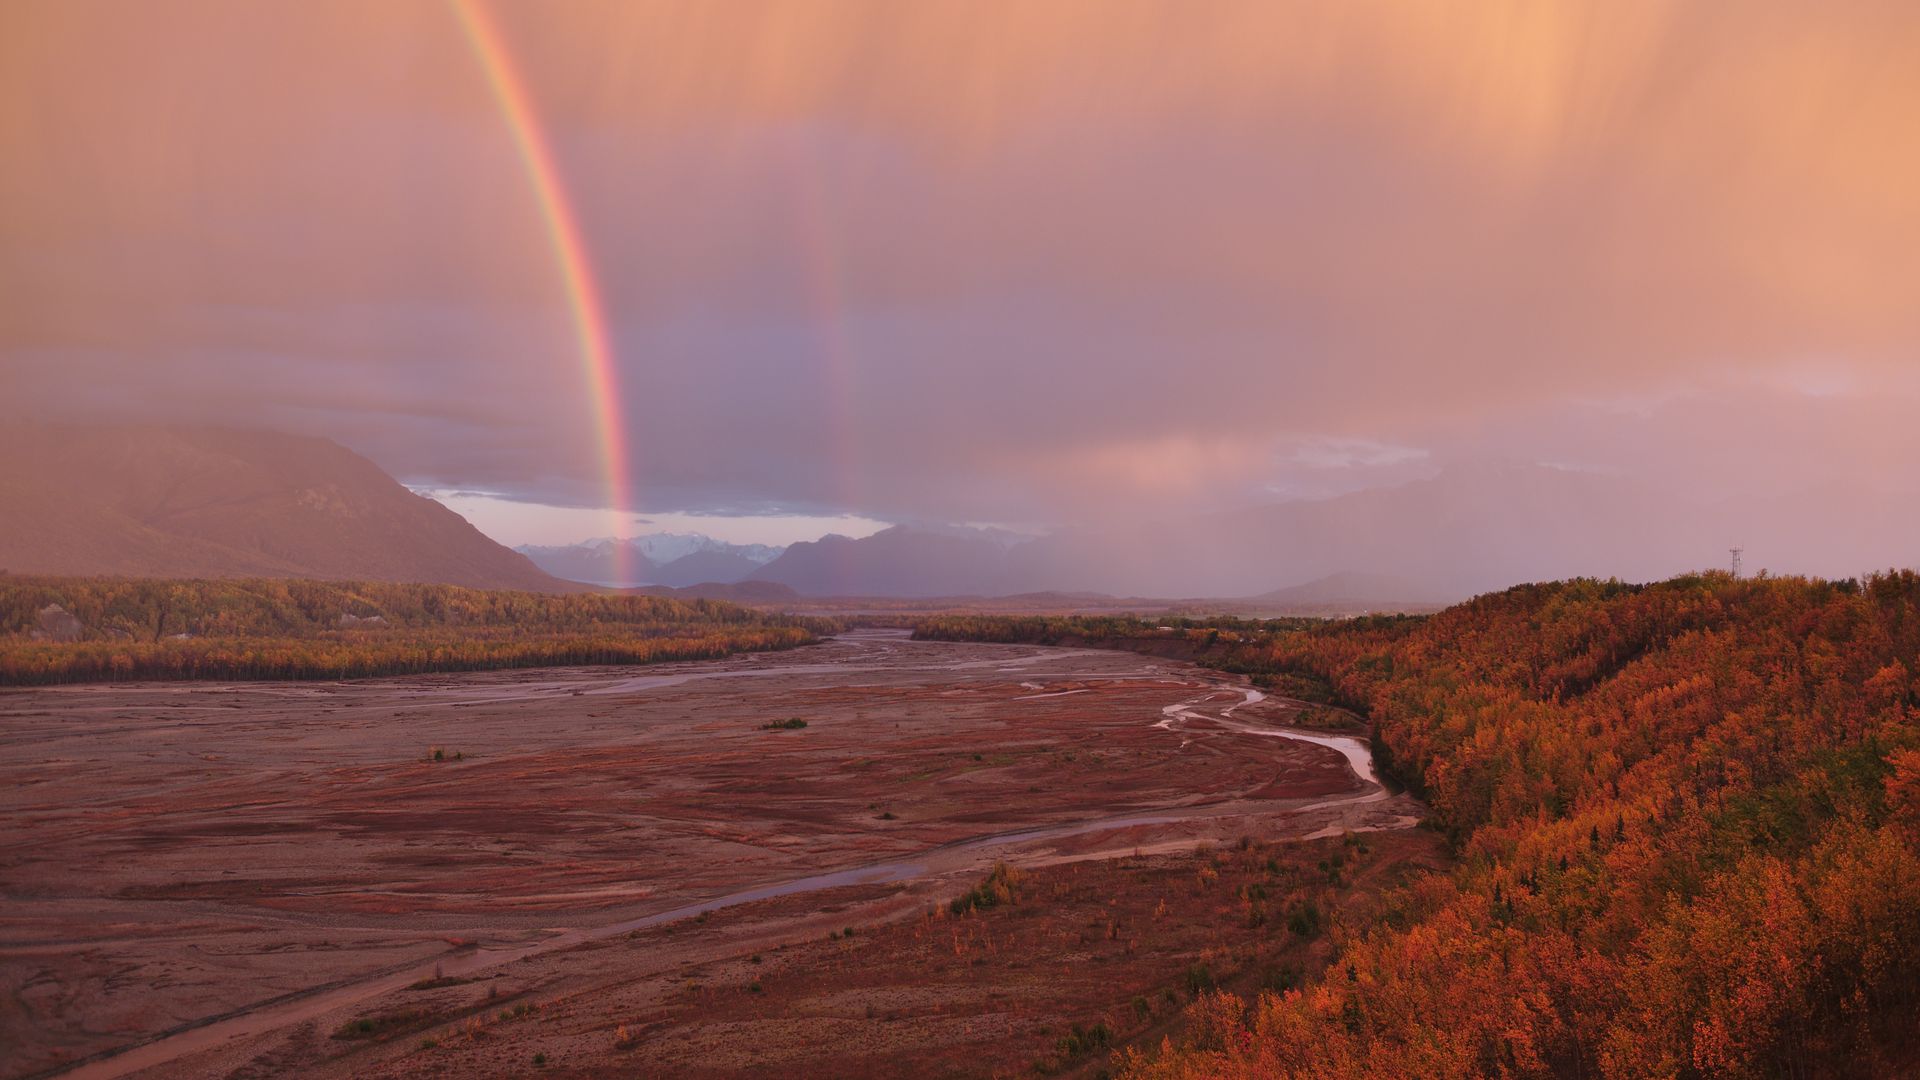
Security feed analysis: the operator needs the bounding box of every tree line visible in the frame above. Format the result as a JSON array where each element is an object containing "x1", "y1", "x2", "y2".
[
  {"x1": 0, "y1": 576, "x2": 839, "y2": 684},
  {"x1": 923, "y1": 574, "x2": 1920, "y2": 1077}
]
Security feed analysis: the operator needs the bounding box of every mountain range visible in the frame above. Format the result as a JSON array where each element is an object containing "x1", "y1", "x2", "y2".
[
  {"x1": 0, "y1": 424, "x2": 568, "y2": 591},
  {"x1": 738, "y1": 463, "x2": 1920, "y2": 601},
  {"x1": 13, "y1": 424, "x2": 1909, "y2": 607},
  {"x1": 515, "y1": 534, "x2": 783, "y2": 588}
]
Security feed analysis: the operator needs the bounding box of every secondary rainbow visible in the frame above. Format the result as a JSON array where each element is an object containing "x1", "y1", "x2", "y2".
[{"x1": 451, "y1": 0, "x2": 635, "y2": 585}]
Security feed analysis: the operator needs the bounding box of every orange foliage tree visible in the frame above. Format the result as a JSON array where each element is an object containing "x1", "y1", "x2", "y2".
[{"x1": 1117, "y1": 573, "x2": 1920, "y2": 1078}]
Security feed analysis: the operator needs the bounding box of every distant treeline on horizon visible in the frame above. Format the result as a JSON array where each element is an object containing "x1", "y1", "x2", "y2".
[{"x1": 0, "y1": 576, "x2": 838, "y2": 685}]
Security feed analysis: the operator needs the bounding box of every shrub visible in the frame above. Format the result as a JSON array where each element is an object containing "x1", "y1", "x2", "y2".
[
  {"x1": 949, "y1": 862, "x2": 1023, "y2": 915},
  {"x1": 1184, "y1": 962, "x2": 1215, "y2": 995},
  {"x1": 1057, "y1": 1021, "x2": 1113, "y2": 1058},
  {"x1": 1287, "y1": 900, "x2": 1323, "y2": 937}
]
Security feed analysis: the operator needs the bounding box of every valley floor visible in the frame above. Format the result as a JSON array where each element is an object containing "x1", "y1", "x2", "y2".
[{"x1": 0, "y1": 631, "x2": 1431, "y2": 1079}]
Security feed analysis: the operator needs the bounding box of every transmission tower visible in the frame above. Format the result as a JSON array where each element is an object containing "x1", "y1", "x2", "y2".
[{"x1": 1730, "y1": 548, "x2": 1743, "y2": 579}]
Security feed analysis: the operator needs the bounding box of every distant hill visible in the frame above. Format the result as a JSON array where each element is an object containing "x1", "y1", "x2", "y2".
[
  {"x1": 738, "y1": 468, "x2": 1728, "y2": 600},
  {"x1": 1239, "y1": 571, "x2": 1456, "y2": 614},
  {"x1": 747, "y1": 525, "x2": 1009, "y2": 597},
  {"x1": 516, "y1": 534, "x2": 781, "y2": 587},
  {"x1": 722, "y1": 464, "x2": 1920, "y2": 601},
  {"x1": 513, "y1": 540, "x2": 661, "y2": 586},
  {"x1": 634, "y1": 580, "x2": 802, "y2": 603},
  {"x1": 651, "y1": 548, "x2": 763, "y2": 587},
  {"x1": 0, "y1": 424, "x2": 570, "y2": 591}
]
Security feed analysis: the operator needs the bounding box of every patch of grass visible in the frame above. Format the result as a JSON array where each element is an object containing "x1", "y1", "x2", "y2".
[
  {"x1": 761, "y1": 717, "x2": 808, "y2": 730},
  {"x1": 496, "y1": 1002, "x2": 537, "y2": 1022},
  {"x1": 407, "y1": 964, "x2": 469, "y2": 991},
  {"x1": 333, "y1": 1008, "x2": 434, "y2": 1041},
  {"x1": 406, "y1": 975, "x2": 468, "y2": 991}
]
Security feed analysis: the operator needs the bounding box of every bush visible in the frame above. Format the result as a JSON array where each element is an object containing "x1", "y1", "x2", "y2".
[
  {"x1": 1184, "y1": 962, "x2": 1215, "y2": 995},
  {"x1": 1057, "y1": 1021, "x2": 1113, "y2": 1058},
  {"x1": 949, "y1": 862, "x2": 1023, "y2": 915},
  {"x1": 1287, "y1": 900, "x2": 1323, "y2": 937}
]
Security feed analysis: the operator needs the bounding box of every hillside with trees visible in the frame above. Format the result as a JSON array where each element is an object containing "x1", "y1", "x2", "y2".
[
  {"x1": 920, "y1": 574, "x2": 1920, "y2": 1077},
  {"x1": 0, "y1": 576, "x2": 834, "y2": 684}
]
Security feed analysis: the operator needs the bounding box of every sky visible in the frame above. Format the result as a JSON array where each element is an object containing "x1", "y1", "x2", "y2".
[
  {"x1": 5, "y1": 1, "x2": 1920, "y2": 556},
  {"x1": 418, "y1": 490, "x2": 889, "y2": 548}
]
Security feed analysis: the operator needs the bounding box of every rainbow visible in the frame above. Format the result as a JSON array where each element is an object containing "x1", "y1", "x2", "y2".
[
  {"x1": 451, "y1": 0, "x2": 635, "y2": 585},
  {"x1": 785, "y1": 137, "x2": 865, "y2": 515}
]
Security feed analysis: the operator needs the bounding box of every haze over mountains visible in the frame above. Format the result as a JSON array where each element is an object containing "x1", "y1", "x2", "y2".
[
  {"x1": 727, "y1": 464, "x2": 1920, "y2": 600},
  {"x1": 7, "y1": 423, "x2": 1915, "y2": 605},
  {"x1": 515, "y1": 535, "x2": 782, "y2": 588}
]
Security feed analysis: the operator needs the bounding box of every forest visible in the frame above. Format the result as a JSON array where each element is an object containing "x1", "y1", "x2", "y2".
[
  {"x1": 0, "y1": 576, "x2": 836, "y2": 684},
  {"x1": 920, "y1": 574, "x2": 1920, "y2": 1078}
]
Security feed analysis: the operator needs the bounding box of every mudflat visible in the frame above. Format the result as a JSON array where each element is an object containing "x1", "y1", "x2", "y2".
[{"x1": 0, "y1": 630, "x2": 1428, "y2": 1079}]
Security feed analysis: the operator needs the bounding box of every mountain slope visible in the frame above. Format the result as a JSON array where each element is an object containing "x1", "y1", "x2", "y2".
[
  {"x1": 1240, "y1": 571, "x2": 1455, "y2": 613},
  {"x1": 651, "y1": 548, "x2": 761, "y2": 587},
  {"x1": 515, "y1": 534, "x2": 781, "y2": 587},
  {"x1": 747, "y1": 526, "x2": 1009, "y2": 596},
  {"x1": 0, "y1": 424, "x2": 570, "y2": 591},
  {"x1": 513, "y1": 541, "x2": 660, "y2": 586}
]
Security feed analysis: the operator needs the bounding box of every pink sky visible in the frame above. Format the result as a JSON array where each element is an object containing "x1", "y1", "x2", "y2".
[{"x1": 5, "y1": 2, "x2": 1918, "y2": 556}]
